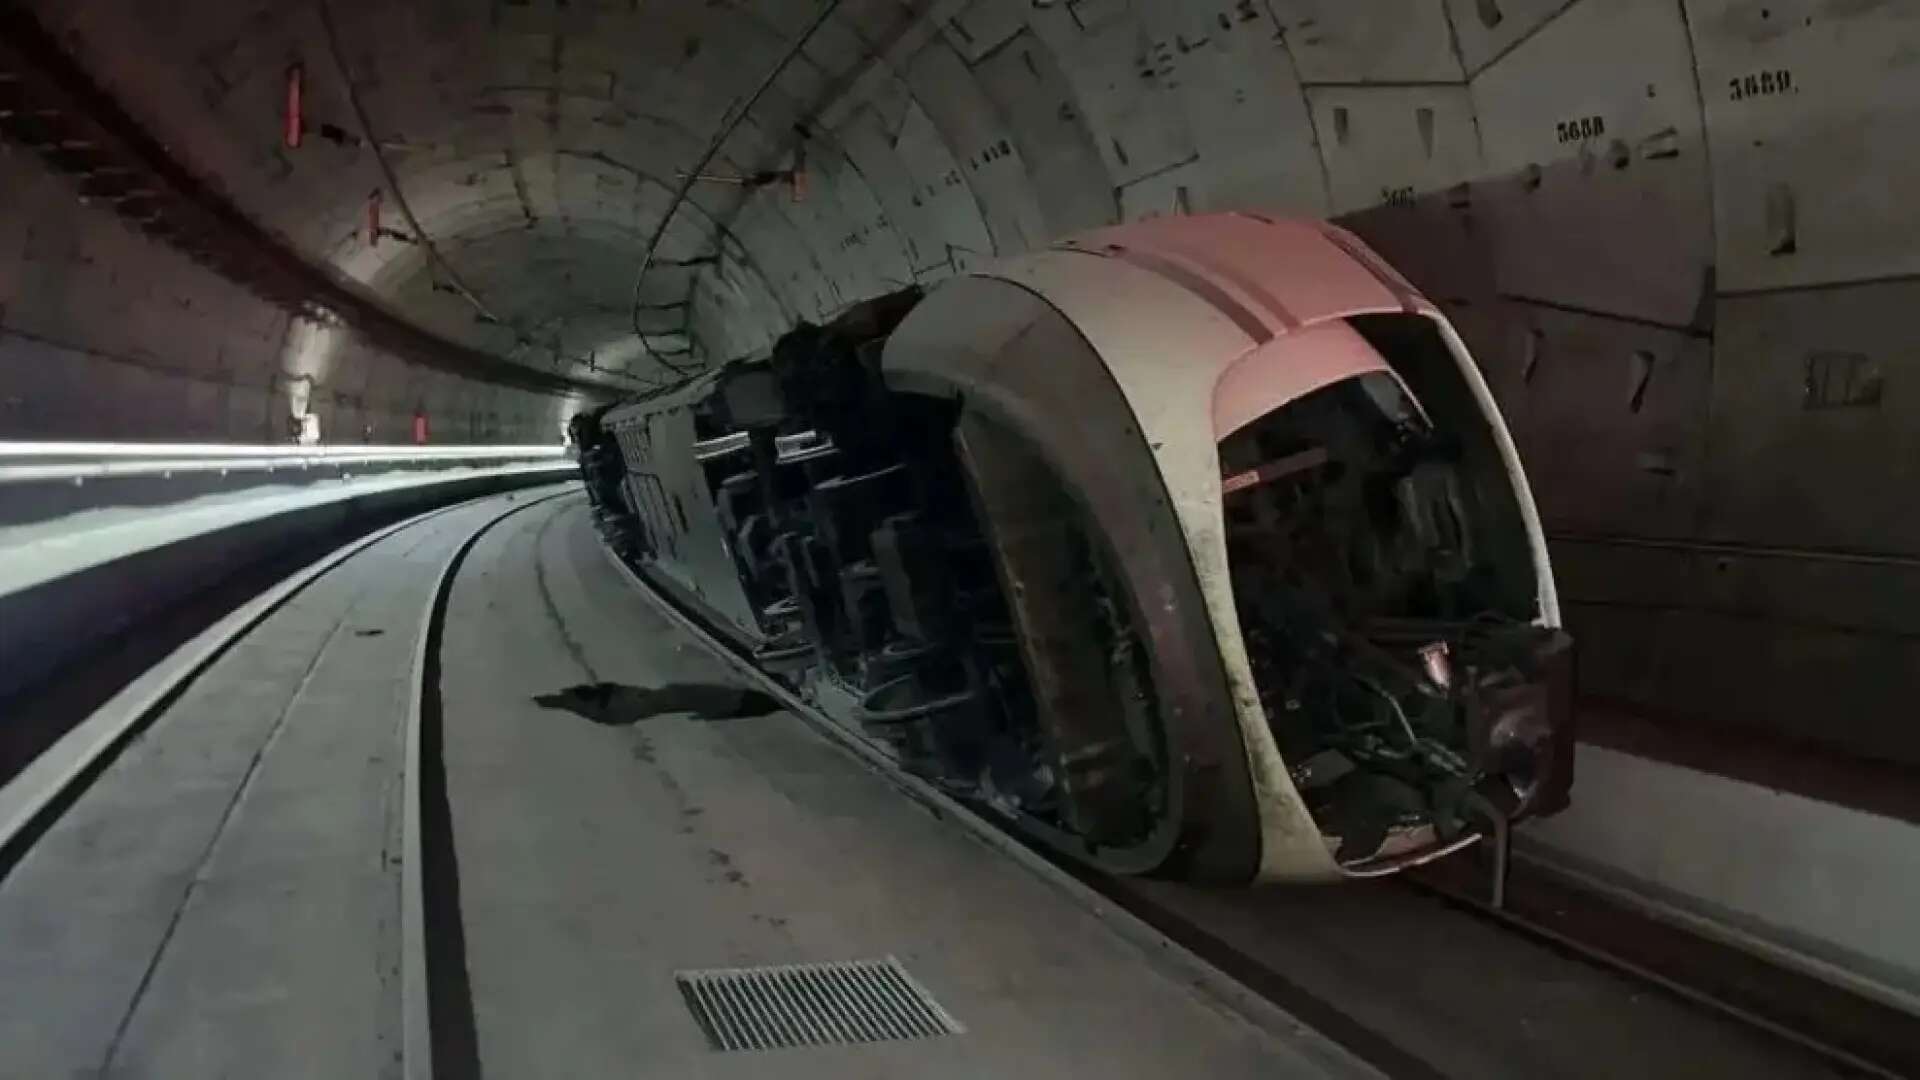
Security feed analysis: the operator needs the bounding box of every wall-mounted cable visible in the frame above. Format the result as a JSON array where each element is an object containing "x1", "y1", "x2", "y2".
[
  {"x1": 0, "y1": 3, "x2": 603, "y2": 397},
  {"x1": 315, "y1": 0, "x2": 499, "y2": 325},
  {"x1": 316, "y1": 0, "x2": 648, "y2": 392},
  {"x1": 626, "y1": 0, "x2": 843, "y2": 382}
]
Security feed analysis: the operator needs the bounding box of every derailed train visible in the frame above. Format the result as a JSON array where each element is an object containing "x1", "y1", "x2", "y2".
[{"x1": 571, "y1": 214, "x2": 1573, "y2": 884}]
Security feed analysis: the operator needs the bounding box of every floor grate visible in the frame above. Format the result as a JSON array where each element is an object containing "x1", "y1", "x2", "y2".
[{"x1": 675, "y1": 956, "x2": 963, "y2": 1052}]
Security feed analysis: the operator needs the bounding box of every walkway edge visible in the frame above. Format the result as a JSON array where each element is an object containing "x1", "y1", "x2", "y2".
[
  {"x1": 403, "y1": 488, "x2": 574, "y2": 1080},
  {"x1": 401, "y1": 518, "x2": 443, "y2": 1080}
]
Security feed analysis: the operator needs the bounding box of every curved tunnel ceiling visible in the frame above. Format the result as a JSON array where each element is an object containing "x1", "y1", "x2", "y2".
[
  {"x1": 5, "y1": 0, "x2": 1914, "y2": 523},
  {"x1": 26, "y1": 0, "x2": 1868, "y2": 389},
  {"x1": 27, "y1": 0, "x2": 913, "y2": 384}
]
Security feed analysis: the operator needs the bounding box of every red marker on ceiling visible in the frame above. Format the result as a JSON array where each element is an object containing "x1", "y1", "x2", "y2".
[
  {"x1": 366, "y1": 188, "x2": 383, "y2": 247},
  {"x1": 284, "y1": 63, "x2": 304, "y2": 150}
]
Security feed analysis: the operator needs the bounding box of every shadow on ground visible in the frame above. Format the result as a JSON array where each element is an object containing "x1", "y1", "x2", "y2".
[{"x1": 533, "y1": 682, "x2": 781, "y2": 726}]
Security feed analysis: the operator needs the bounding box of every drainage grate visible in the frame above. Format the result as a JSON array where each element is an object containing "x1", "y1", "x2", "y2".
[{"x1": 675, "y1": 956, "x2": 963, "y2": 1051}]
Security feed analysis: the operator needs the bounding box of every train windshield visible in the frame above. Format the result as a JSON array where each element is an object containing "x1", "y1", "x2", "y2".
[
  {"x1": 1221, "y1": 370, "x2": 1474, "y2": 631},
  {"x1": 1220, "y1": 349, "x2": 1569, "y2": 871}
]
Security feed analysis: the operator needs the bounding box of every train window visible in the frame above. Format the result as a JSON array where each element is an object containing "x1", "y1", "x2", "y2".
[
  {"x1": 1218, "y1": 327, "x2": 1564, "y2": 868},
  {"x1": 1219, "y1": 370, "x2": 1482, "y2": 629},
  {"x1": 1344, "y1": 312, "x2": 1536, "y2": 620}
]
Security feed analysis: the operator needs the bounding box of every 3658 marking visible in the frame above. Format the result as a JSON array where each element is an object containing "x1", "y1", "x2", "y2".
[
  {"x1": 1555, "y1": 115, "x2": 1605, "y2": 143},
  {"x1": 1729, "y1": 68, "x2": 1793, "y2": 100},
  {"x1": 1380, "y1": 185, "x2": 1414, "y2": 207}
]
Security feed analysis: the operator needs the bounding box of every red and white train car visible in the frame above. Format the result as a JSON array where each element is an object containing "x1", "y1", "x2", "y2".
[{"x1": 575, "y1": 214, "x2": 1572, "y2": 884}]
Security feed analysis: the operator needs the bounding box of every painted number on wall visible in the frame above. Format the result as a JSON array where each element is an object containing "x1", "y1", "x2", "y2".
[
  {"x1": 1380, "y1": 186, "x2": 1414, "y2": 207},
  {"x1": 1555, "y1": 115, "x2": 1606, "y2": 143},
  {"x1": 1729, "y1": 69, "x2": 1794, "y2": 101}
]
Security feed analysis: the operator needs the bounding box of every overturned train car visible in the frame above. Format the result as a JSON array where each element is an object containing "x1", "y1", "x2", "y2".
[{"x1": 573, "y1": 214, "x2": 1573, "y2": 884}]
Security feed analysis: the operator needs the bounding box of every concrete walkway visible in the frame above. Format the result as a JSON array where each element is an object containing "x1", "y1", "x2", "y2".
[
  {"x1": 0, "y1": 496, "x2": 519, "y2": 1077},
  {"x1": 435, "y1": 495, "x2": 1355, "y2": 1079}
]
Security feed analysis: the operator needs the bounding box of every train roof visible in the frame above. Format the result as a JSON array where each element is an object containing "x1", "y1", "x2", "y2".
[{"x1": 1051, "y1": 212, "x2": 1430, "y2": 343}]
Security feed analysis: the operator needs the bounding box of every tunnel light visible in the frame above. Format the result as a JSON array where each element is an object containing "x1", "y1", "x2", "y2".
[
  {"x1": 0, "y1": 442, "x2": 569, "y2": 487},
  {"x1": 366, "y1": 188, "x2": 383, "y2": 247},
  {"x1": 0, "y1": 442, "x2": 566, "y2": 459}
]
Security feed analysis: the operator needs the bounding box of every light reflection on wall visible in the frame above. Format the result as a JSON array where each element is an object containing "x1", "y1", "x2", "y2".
[{"x1": 279, "y1": 317, "x2": 340, "y2": 444}]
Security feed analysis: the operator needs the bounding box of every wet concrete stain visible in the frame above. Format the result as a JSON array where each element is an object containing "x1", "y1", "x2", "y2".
[{"x1": 532, "y1": 682, "x2": 780, "y2": 727}]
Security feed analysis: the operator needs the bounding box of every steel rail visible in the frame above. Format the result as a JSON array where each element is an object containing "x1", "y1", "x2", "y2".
[{"x1": 401, "y1": 489, "x2": 572, "y2": 1079}]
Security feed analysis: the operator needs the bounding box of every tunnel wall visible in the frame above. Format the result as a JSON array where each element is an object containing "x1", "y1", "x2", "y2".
[
  {"x1": 802, "y1": 0, "x2": 1920, "y2": 774},
  {"x1": 789, "y1": 0, "x2": 1920, "y2": 774},
  {"x1": 17, "y1": 0, "x2": 1920, "y2": 769},
  {"x1": 0, "y1": 150, "x2": 567, "y2": 445}
]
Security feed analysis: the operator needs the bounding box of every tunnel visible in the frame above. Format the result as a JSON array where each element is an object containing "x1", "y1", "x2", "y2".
[{"x1": 1, "y1": 1, "x2": 1917, "y2": 1076}]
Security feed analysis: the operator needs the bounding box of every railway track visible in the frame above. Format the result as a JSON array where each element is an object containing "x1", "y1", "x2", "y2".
[
  {"x1": 6, "y1": 489, "x2": 1318, "y2": 1079},
  {"x1": 1402, "y1": 852, "x2": 1918, "y2": 1079},
  {"x1": 0, "y1": 491, "x2": 533, "y2": 877},
  {"x1": 0, "y1": 487, "x2": 565, "y2": 1077}
]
